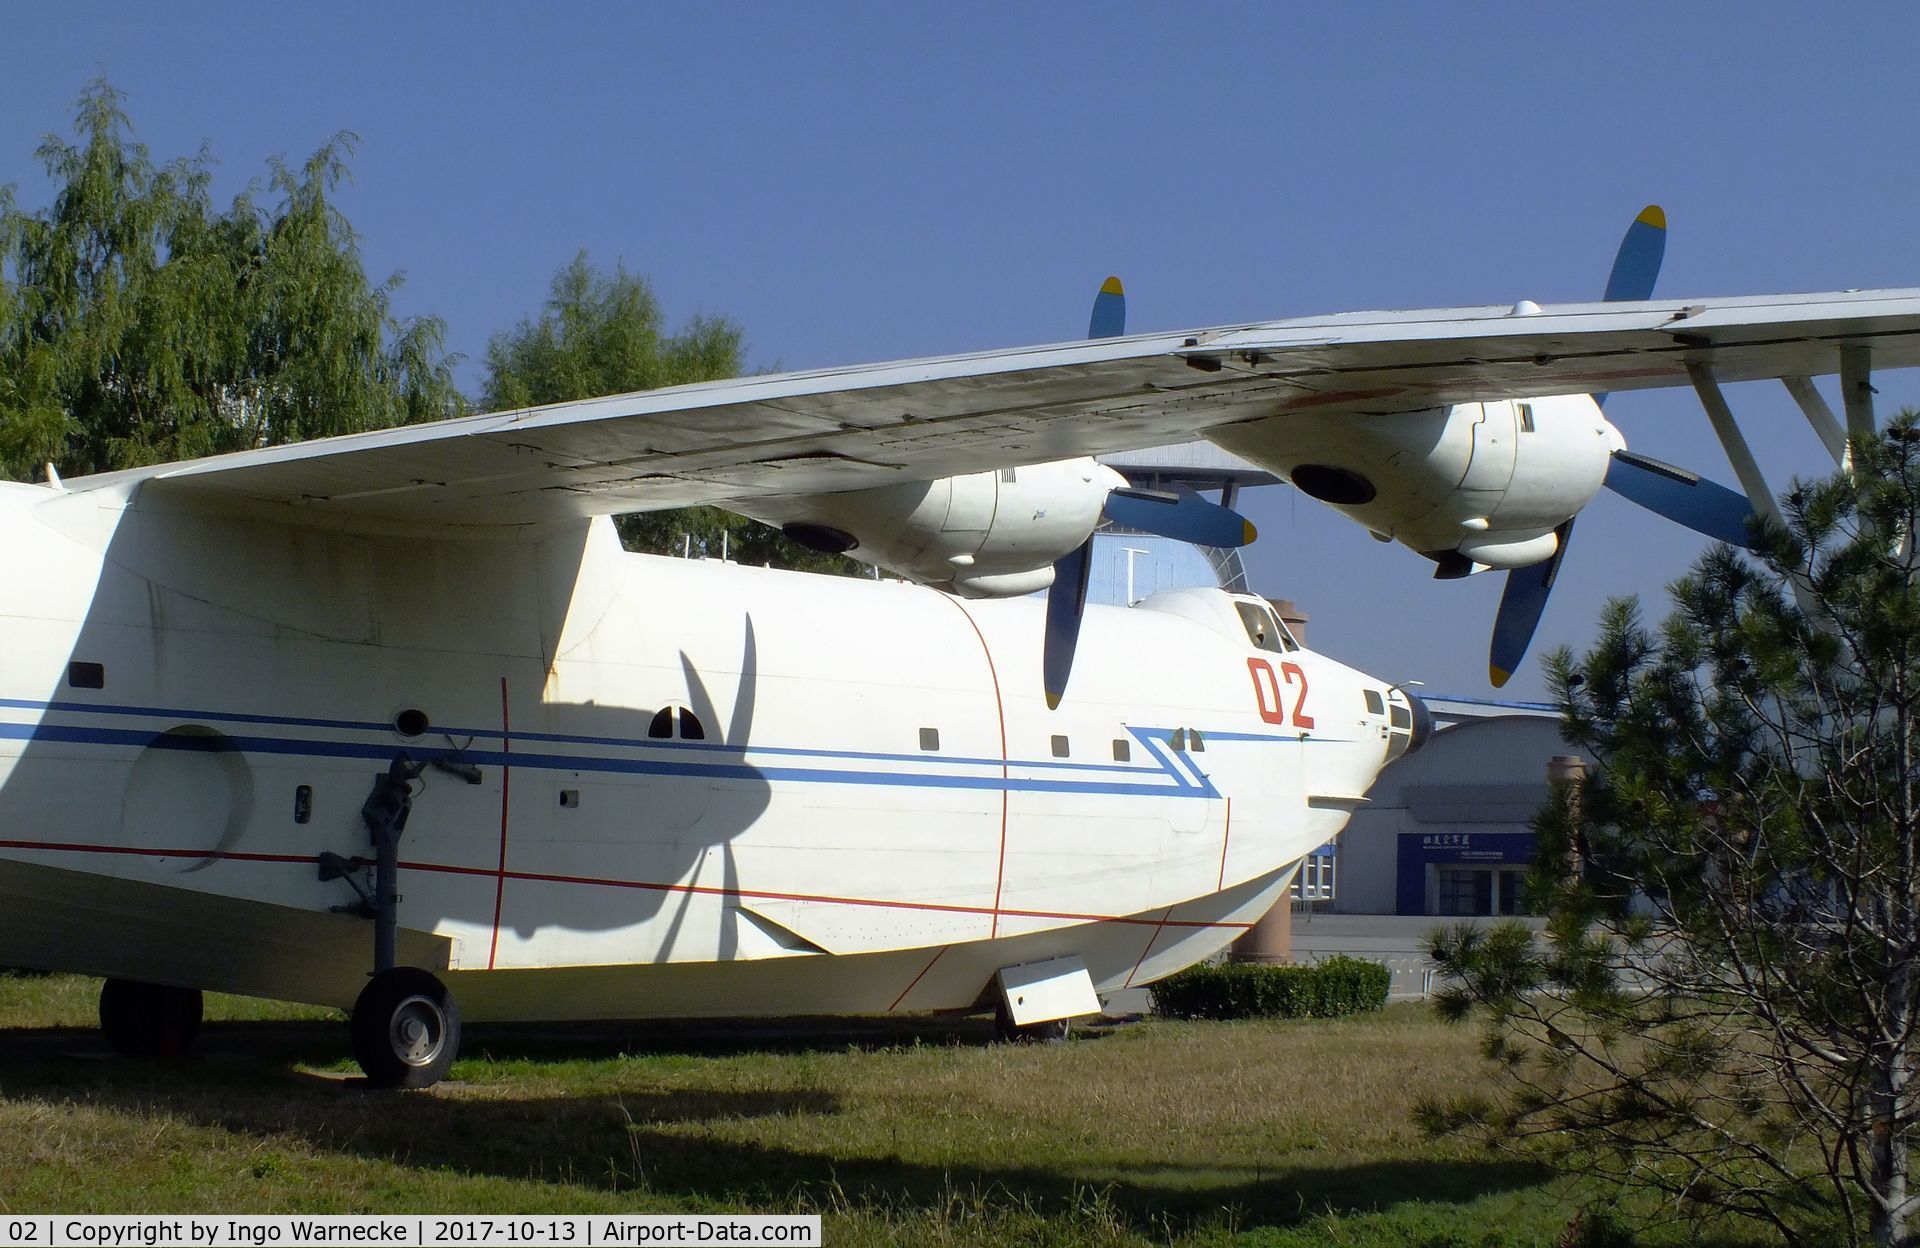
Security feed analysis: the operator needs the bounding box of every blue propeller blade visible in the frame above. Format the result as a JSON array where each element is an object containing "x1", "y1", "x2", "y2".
[
  {"x1": 1595, "y1": 205, "x2": 1666, "y2": 409},
  {"x1": 1102, "y1": 486, "x2": 1257, "y2": 547},
  {"x1": 1604, "y1": 450, "x2": 1759, "y2": 549},
  {"x1": 1043, "y1": 539, "x2": 1095, "y2": 709},
  {"x1": 1603, "y1": 204, "x2": 1667, "y2": 304},
  {"x1": 1489, "y1": 520, "x2": 1575, "y2": 689},
  {"x1": 1088, "y1": 276, "x2": 1126, "y2": 339}
]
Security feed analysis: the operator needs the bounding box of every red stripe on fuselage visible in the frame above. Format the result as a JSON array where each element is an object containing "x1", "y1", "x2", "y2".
[
  {"x1": 937, "y1": 594, "x2": 1010, "y2": 940},
  {"x1": 889, "y1": 945, "x2": 949, "y2": 1011},
  {"x1": 0, "y1": 838, "x2": 1255, "y2": 932},
  {"x1": 488, "y1": 675, "x2": 512, "y2": 971},
  {"x1": 1122, "y1": 907, "x2": 1174, "y2": 988}
]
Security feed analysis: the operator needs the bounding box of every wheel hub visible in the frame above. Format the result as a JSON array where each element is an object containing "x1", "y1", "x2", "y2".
[{"x1": 388, "y1": 994, "x2": 444, "y2": 1066}]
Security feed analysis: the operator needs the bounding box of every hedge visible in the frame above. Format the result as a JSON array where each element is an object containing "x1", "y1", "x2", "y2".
[{"x1": 1148, "y1": 954, "x2": 1391, "y2": 1020}]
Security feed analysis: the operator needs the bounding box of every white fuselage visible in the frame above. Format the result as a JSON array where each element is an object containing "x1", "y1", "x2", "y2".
[{"x1": 0, "y1": 481, "x2": 1406, "y2": 1021}]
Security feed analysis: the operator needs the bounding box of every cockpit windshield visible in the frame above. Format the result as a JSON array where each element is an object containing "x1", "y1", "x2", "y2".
[{"x1": 1235, "y1": 602, "x2": 1293, "y2": 653}]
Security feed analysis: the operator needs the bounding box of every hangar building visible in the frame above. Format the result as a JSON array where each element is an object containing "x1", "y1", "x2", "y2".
[{"x1": 1322, "y1": 709, "x2": 1591, "y2": 917}]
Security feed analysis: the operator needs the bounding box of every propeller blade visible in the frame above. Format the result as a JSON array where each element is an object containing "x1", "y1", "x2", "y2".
[
  {"x1": 1043, "y1": 539, "x2": 1095, "y2": 709},
  {"x1": 1102, "y1": 486, "x2": 1257, "y2": 547},
  {"x1": 1088, "y1": 276, "x2": 1125, "y2": 339},
  {"x1": 1604, "y1": 450, "x2": 1760, "y2": 549},
  {"x1": 1595, "y1": 204, "x2": 1666, "y2": 409},
  {"x1": 1489, "y1": 519, "x2": 1574, "y2": 688},
  {"x1": 1602, "y1": 204, "x2": 1666, "y2": 304}
]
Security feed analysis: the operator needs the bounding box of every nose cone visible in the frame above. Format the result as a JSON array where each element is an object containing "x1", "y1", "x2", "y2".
[
  {"x1": 1402, "y1": 689, "x2": 1435, "y2": 756},
  {"x1": 1600, "y1": 414, "x2": 1627, "y2": 456}
]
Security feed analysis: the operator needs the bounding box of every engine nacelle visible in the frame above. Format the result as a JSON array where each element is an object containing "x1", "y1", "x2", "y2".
[
  {"x1": 1207, "y1": 394, "x2": 1620, "y2": 574},
  {"x1": 733, "y1": 458, "x2": 1124, "y2": 596}
]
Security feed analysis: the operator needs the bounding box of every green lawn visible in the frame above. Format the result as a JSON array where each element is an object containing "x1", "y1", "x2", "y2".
[{"x1": 0, "y1": 974, "x2": 1713, "y2": 1246}]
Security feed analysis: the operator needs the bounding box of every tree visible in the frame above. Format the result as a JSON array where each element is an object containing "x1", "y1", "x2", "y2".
[
  {"x1": 481, "y1": 252, "x2": 863, "y2": 575},
  {"x1": 0, "y1": 80, "x2": 460, "y2": 480},
  {"x1": 1423, "y1": 416, "x2": 1920, "y2": 1247}
]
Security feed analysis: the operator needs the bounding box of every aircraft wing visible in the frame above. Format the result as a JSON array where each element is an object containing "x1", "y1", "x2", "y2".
[{"x1": 66, "y1": 288, "x2": 1920, "y2": 527}]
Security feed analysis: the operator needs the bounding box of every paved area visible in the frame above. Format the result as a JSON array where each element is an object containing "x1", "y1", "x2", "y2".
[
  {"x1": 1294, "y1": 911, "x2": 1545, "y2": 998},
  {"x1": 1100, "y1": 911, "x2": 1547, "y2": 1013}
]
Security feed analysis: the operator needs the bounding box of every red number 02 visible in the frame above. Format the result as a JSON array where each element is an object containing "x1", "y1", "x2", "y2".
[{"x1": 1248, "y1": 657, "x2": 1315, "y2": 729}]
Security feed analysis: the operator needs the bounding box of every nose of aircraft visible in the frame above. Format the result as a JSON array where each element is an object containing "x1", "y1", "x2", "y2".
[{"x1": 1402, "y1": 688, "x2": 1435, "y2": 755}]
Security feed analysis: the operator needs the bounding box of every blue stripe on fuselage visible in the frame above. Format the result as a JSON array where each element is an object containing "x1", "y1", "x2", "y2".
[{"x1": 0, "y1": 698, "x2": 1343, "y2": 800}]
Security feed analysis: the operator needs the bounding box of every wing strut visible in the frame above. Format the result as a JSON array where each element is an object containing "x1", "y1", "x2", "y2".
[
  {"x1": 1685, "y1": 363, "x2": 1821, "y2": 618},
  {"x1": 1841, "y1": 343, "x2": 1877, "y2": 475},
  {"x1": 1782, "y1": 376, "x2": 1849, "y2": 466}
]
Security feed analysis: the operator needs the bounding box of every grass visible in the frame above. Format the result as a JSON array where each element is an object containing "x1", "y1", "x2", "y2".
[{"x1": 0, "y1": 974, "x2": 1747, "y2": 1246}]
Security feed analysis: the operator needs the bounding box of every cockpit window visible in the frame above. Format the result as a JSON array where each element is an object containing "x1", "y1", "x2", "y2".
[
  {"x1": 1236, "y1": 602, "x2": 1289, "y2": 654},
  {"x1": 1364, "y1": 689, "x2": 1385, "y2": 716}
]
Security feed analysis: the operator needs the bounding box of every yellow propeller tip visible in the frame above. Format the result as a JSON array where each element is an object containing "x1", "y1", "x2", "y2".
[
  {"x1": 1045, "y1": 691, "x2": 1063, "y2": 711},
  {"x1": 1489, "y1": 665, "x2": 1512, "y2": 688},
  {"x1": 1242, "y1": 519, "x2": 1259, "y2": 544},
  {"x1": 1099, "y1": 276, "x2": 1124, "y2": 296},
  {"x1": 1637, "y1": 204, "x2": 1666, "y2": 230}
]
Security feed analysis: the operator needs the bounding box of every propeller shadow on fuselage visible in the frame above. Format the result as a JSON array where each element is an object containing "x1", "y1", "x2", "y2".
[{"x1": 0, "y1": 493, "x2": 775, "y2": 1001}]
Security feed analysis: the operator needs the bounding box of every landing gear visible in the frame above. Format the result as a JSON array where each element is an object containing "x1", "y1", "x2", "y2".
[
  {"x1": 351, "y1": 967, "x2": 459, "y2": 1089},
  {"x1": 98, "y1": 978, "x2": 203, "y2": 1058},
  {"x1": 324, "y1": 755, "x2": 464, "y2": 1088},
  {"x1": 994, "y1": 997, "x2": 1070, "y2": 1043}
]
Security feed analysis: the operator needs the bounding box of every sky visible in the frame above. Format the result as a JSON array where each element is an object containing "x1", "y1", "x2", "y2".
[{"x1": 5, "y1": 3, "x2": 1919, "y2": 700}]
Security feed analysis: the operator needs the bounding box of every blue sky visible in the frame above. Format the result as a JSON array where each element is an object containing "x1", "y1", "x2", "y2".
[{"x1": 6, "y1": 4, "x2": 1919, "y2": 699}]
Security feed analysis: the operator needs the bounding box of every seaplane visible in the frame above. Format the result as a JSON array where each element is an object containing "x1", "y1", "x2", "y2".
[{"x1": 3, "y1": 208, "x2": 1917, "y2": 1086}]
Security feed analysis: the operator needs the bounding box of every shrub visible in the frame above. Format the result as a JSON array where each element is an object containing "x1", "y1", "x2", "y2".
[{"x1": 1149, "y1": 955, "x2": 1390, "y2": 1020}]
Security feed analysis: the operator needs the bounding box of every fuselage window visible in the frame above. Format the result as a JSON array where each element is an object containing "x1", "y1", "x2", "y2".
[
  {"x1": 1171, "y1": 727, "x2": 1187, "y2": 751},
  {"x1": 1051, "y1": 734, "x2": 1070, "y2": 758},
  {"x1": 919, "y1": 727, "x2": 940, "y2": 752},
  {"x1": 1112, "y1": 738, "x2": 1131, "y2": 762},
  {"x1": 1364, "y1": 689, "x2": 1385, "y2": 716},
  {"x1": 648, "y1": 706, "x2": 707, "y2": 740},
  {"x1": 1235, "y1": 603, "x2": 1287, "y2": 654},
  {"x1": 1518, "y1": 402, "x2": 1536, "y2": 433},
  {"x1": 1189, "y1": 729, "x2": 1205, "y2": 752}
]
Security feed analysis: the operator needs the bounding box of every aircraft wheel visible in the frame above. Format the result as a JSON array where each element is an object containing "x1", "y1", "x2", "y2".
[
  {"x1": 351, "y1": 967, "x2": 460, "y2": 1089},
  {"x1": 994, "y1": 998, "x2": 1070, "y2": 1044},
  {"x1": 99, "y1": 978, "x2": 203, "y2": 1058}
]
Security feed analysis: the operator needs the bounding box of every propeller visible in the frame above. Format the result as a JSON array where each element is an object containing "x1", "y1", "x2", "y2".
[
  {"x1": 1042, "y1": 276, "x2": 1258, "y2": 707},
  {"x1": 1489, "y1": 520, "x2": 1574, "y2": 687},
  {"x1": 1088, "y1": 275, "x2": 1126, "y2": 339},
  {"x1": 1485, "y1": 205, "x2": 1762, "y2": 686},
  {"x1": 1602, "y1": 450, "x2": 1757, "y2": 547}
]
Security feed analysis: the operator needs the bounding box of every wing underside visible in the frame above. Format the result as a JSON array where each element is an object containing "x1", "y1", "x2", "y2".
[{"x1": 65, "y1": 289, "x2": 1920, "y2": 527}]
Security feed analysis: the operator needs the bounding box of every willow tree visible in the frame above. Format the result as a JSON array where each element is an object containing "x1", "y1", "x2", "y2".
[
  {"x1": 1425, "y1": 416, "x2": 1920, "y2": 1247},
  {"x1": 482, "y1": 252, "x2": 862, "y2": 574},
  {"x1": 0, "y1": 79, "x2": 459, "y2": 480}
]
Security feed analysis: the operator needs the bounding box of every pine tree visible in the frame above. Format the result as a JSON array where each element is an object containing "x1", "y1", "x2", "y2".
[{"x1": 1424, "y1": 416, "x2": 1920, "y2": 1247}]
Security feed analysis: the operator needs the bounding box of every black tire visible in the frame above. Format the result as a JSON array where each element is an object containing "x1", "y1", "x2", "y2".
[
  {"x1": 99, "y1": 978, "x2": 203, "y2": 1058},
  {"x1": 994, "y1": 998, "x2": 1070, "y2": 1044},
  {"x1": 351, "y1": 967, "x2": 459, "y2": 1089}
]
